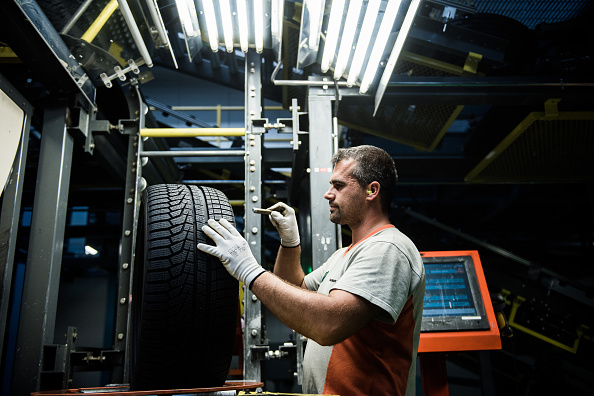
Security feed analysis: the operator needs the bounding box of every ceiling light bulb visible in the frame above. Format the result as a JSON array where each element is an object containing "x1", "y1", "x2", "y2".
[
  {"x1": 219, "y1": 0, "x2": 234, "y2": 52},
  {"x1": 346, "y1": 0, "x2": 381, "y2": 86},
  {"x1": 236, "y1": 0, "x2": 249, "y2": 52},
  {"x1": 359, "y1": 0, "x2": 402, "y2": 94},
  {"x1": 334, "y1": 0, "x2": 363, "y2": 79},
  {"x1": 307, "y1": 0, "x2": 323, "y2": 50},
  {"x1": 374, "y1": 0, "x2": 423, "y2": 113},
  {"x1": 254, "y1": 0, "x2": 264, "y2": 53},
  {"x1": 320, "y1": 0, "x2": 346, "y2": 73},
  {"x1": 202, "y1": 0, "x2": 219, "y2": 52}
]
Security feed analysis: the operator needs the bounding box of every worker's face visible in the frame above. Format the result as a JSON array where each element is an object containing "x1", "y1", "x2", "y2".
[{"x1": 324, "y1": 159, "x2": 367, "y2": 226}]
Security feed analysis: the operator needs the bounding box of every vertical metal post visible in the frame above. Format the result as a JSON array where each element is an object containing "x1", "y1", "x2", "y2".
[
  {"x1": 12, "y1": 105, "x2": 73, "y2": 395},
  {"x1": 243, "y1": 50, "x2": 264, "y2": 382},
  {"x1": 0, "y1": 84, "x2": 31, "y2": 365},
  {"x1": 308, "y1": 82, "x2": 340, "y2": 270},
  {"x1": 113, "y1": 87, "x2": 144, "y2": 384}
]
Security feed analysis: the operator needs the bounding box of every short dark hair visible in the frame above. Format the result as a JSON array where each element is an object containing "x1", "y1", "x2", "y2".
[{"x1": 331, "y1": 145, "x2": 398, "y2": 214}]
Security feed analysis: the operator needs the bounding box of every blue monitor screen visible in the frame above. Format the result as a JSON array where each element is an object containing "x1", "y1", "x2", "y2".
[
  {"x1": 423, "y1": 262, "x2": 480, "y2": 317},
  {"x1": 421, "y1": 255, "x2": 490, "y2": 332}
]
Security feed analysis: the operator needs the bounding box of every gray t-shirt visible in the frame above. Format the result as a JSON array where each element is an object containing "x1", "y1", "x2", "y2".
[{"x1": 302, "y1": 226, "x2": 425, "y2": 395}]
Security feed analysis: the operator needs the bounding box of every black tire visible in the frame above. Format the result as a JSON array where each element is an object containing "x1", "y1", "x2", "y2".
[{"x1": 131, "y1": 184, "x2": 238, "y2": 390}]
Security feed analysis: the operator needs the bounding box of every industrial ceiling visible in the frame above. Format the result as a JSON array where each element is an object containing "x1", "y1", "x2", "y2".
[{"x1": 1, "y1": 0, "x2": 593, "y2": 394}]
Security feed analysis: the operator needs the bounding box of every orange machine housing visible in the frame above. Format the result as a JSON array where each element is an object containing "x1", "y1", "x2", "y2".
[
  {"x1": 417, "y1": 251, "x2": 501, "y2": 396},
  {"x1": 418, "y1": 250, "x2": 501, "y2": 352}
]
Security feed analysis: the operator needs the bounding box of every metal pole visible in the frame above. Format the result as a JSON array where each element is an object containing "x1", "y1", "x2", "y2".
[
  {"x1": 114, "y1": 87, "x2": 145, "y2": 384},
  {"x1": 308, "y1": 81, "x2": 340, "y2": 270},
  {"x1": 143, "y1": 0, "x2": 168, "y2": 46},
  {"x1": 117, "y1": 0, "x2": 153, "y2": 67},
  {"x1": 140, "y1": 150, "x2": 245, "y2": 157},
  {"x1": 12, "y1": 105, "x2": 73, "y2": 395},
  {"x1": 61, "y1": 0, "x2": 94, "y2": 34},
  {"x1": 140, "y1": 128, "x2": 245, "y2": 137},
  {"x1": 243, "y1": 50, "x2": 264, "y2": 382}
]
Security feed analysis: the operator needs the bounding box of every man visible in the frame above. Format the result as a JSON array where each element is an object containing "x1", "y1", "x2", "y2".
[{"x1": 198, "y1": 145, "x2": 425, "y2": 395}]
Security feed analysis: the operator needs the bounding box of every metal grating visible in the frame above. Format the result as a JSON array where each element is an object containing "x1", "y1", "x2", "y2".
[
  {"x1": 465, "y1": 112, "x2": 594, "y2": 182},
  {"x1": 339, "y1": 103, "x2": 463, "y2": 151},
  {"x1": 337, "y1": 55, "x2": 463, "y2": 151},
  {"x1": 475, "y1": 0, "x2": 592, "y2": 29}
]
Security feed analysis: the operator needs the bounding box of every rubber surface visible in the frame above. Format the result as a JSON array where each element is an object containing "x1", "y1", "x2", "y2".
[{"x1": 131, "y1": 184, "x2": 238, "y2": 390}]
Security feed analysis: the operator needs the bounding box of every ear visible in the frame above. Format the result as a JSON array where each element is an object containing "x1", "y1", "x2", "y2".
[{"x1": 366, "y1": 181, "x2": 380, "y2": 200}]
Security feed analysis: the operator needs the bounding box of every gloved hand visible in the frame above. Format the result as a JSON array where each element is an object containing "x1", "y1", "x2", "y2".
[
  {"x1": 267, "y1": 202, "x2": 300, "y2": 247},
  {"x1": 197, "y1": 218, "x2": 265, "y2": 288}
]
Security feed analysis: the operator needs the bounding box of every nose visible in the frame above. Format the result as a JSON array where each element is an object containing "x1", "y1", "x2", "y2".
[{"x1": 324, "y1": 186, "x2": 335, "y2": 201}]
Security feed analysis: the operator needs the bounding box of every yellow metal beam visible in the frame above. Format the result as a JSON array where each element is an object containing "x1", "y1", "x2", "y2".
[
  {"x1": 140, "y1": 128, "x2": 245, "y2": 137},
  {"x1": 81, "y1": 0, "x2": 119, "y2": 43}
]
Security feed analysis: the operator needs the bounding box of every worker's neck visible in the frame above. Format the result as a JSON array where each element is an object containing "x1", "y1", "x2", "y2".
[{"x1": 349, "y1": 212, "x2": 391, "y2": 245}]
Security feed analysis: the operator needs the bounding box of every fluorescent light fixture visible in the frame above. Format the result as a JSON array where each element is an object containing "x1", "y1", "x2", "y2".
[
  {"x1": 307, "y1": 0, "x2": 324, "y2": 50},
  {"x1": 175, "y1": 0, "x2": 198, "y2": 37},
  {"x1": 254, "y1": 0, "x2": 264, "y2": 53},
  {"x1": 202, "y1": 0, "x2": 219, "y2": 52},
  {"x1": 359, "y1": 0, "x2": 403, "y2": 94},
  {"x1": 85, "y1": 245, "x2": 98, "y2": 256},
  {"x1": 219, "y1": 0, "x2": 234, "y2": 52},
  {"x1": 374, "y1": 0, "x2": 422, "y2": 114},
  {"x1": 346, "y1": 0, "x2": 381, "y2": 86},
  {"x1": 320, "y1": 0, "x2": 345, "y2": 73},
  {"x1": 333, "y1": 0, "x2": 363, "y2": 79},
  {"x1": 236, "y1": 0, "x2": 249, "y2": 52}
]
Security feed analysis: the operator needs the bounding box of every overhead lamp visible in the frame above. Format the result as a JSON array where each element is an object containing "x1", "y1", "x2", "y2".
[
  {"x1": 333, "y1": 0, "x2": 363, "y2": 79},
  {"x1": 306, "y1": 0, "x2": 324, "y2": 51},
  {"x1": 297, "y1": 0, "x2": 421, "y2": 109},
  {"x1": 173, "y1": 0, "x2": 203, "y2": 62},
  {"x1": 359, "y1": 0, "x2": 403, "y2": 94},
  {"x1": 219, "y1": 0, "x2": 234, "y2": 52},
  {"x1": 346, "y1": 0, "x2": 381, "y2": 87},
  {"x1": 320, "y1": 0, "x2": 345, "y2": 73},
  {"x1": 202, "y1": 0, "x2": 219, "y2": 52},
  {"x1": 254, "y1": 0, "x2": 264, "y2": 53},
  {"x1": 174, "y1": 0, "x2": 282, "y2": 58},
  {"x1": 236, "y1": 0, "x2": 249, "y2": 52},
  {"x1": 374, "y1": 0, "x2": 423, "y2": 114}
]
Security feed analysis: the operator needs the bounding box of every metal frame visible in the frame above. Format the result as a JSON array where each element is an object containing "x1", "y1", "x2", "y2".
[
  {"x1": 113, "y1": 86, "x2": 146, "y2": 384},
  {"x1": 12, "y1": 104, "x2": 74, "y2": 395},
  {"x1": 243, "y1": 50, "x2": 265, "y2": 382},
  {"x1": 307, "y1": 79, "x2": 340, "y2": 270},
  {"x1": 0, "y1": 75, "x2": 32, "y2": 370}
]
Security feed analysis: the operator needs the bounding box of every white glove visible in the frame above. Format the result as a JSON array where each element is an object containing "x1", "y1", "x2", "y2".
[
  {"x1": 197, "y1": 218, "x2": 265, "y2": 288},
  {"x1": 267, "y1": 202, "x2": 300, "y2": 247}
]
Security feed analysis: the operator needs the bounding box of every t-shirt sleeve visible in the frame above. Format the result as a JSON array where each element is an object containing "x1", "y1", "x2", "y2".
[
  {"x1": 304, "y1": 249, "x2": 345, "y2": 291},
  {"x1": 330, "y1": 241, "x2": 414, "y2": 324}
]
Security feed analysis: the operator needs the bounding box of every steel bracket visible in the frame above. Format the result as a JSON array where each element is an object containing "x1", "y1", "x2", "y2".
[
  {"x1": 67, "y1": 104, "x2": 115, "y2": 154},
  {"x1": 250, "y1": 118, "x2": 270, "y2": 134},
  {"x1": 40, "y1": 327, "x2": 125, "y2": 390},
  {"x1": 276, "y1": 98, "x2": 309, "y2": 151},
  {"x1": 100, "y1": 59, "x2": 143, "y2": 88}
]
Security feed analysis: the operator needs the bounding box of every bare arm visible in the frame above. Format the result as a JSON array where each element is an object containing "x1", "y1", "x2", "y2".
[
  {"x1": 272, "y1": 245, "x2": 306, "y2": 288},
  {"x1": 251, "y1": 272, "x2": 382, "y2": 346}
]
